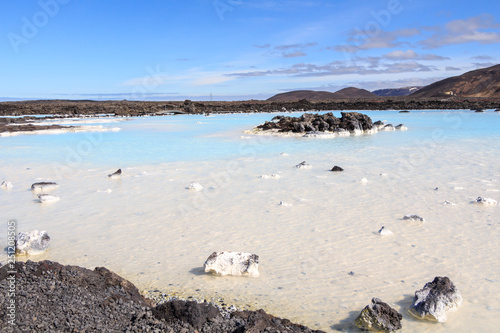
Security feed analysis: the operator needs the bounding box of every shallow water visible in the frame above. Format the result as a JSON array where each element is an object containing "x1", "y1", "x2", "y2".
[{"x1": 1, "y1": 110, "x2": 499, "y2": 332}]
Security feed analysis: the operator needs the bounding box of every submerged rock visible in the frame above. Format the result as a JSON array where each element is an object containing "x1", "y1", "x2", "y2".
[
  {"x1": 260, "y1": 174, "x2": 280, "y2": 179},
  {"x1": 31, "y1": 182, "x2": 58, "y2": 191},
  {"x1": 37, "y1": 194, "x2": 60, "y2": 203},
  {"x1": 395, "y1": 124, "x2": 407, "y2": 131},
  {"x1": 331, "y1": 166, "x2": 344, "y2": 172},
  {"x1": 382, "y1": 124, "x2": 395, "y2": 131},
  {"x1": 204, "y1": 251, "x2": 260, "y2": 277},
  {"x1": 186, "y1": 182, "x2": 203, "y2": 192},
  {"x1": 473, "y1": 196, "x2": 497, "y2": 206},
  {"x1": 15, "y1": 230, "x2": 51, "y2": 255},
  {"x1": 354, "y1": 298, "x2": 402, "y2": 332},
  {"x1": 279, "y1": 201, "x2": 292, "y2": 206},
  {"x1": 408, "y1": 276, "x2": 462, "y2": 322},
  {"x1": 296, "y1": 161, "x2": 312, "y2": 169},
  {"x1": 107, "y1": 168, "x2": 122, "y2": 178},
  {"x1": 403, "y1": 214, "x2": 425, "y2": 222},
  {"x1": 1, "y1": 180, "x2": 13, "y2": 189}
]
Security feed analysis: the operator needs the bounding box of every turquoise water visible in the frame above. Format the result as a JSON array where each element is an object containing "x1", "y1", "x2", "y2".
[{"x1": 1, "y1": 110, "x2": 499, "y2": 168}]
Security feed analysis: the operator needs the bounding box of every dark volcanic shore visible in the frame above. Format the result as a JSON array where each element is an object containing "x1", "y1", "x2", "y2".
[
  {"x1": 0, "y1": 260, "x2": 325, "y2": 332},
  {"x1": 1, "y1": 98, "x2": 500, "y2": 117}
]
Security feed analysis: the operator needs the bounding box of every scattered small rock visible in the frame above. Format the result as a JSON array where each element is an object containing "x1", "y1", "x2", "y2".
[
  {"x1": 31, "y1": 182, "x2": 58, "y2": 191},
  {"x1": 395, "y1": 124, "x2": 407, "y2": 131},
  {"x1": 107, "y1": 168, "x2": 122, "y2": 178},
  {"x1": 473, "y1": 197, "x2": 497, "y2": 206},
  {"x1": 260, "y1": 174, "x2": 280, "y2": 179},
  {"x1": 378, "y1": 226, "x2": 393, "y2": 236},
  {"x1": 331, "y1": 166, "x2": 344, "y2": 172},
  {"x1": 204, "y1": 251, "x2": 260, "y2": 277},
  {"x1": 444, "y1": 200, "x2": 456, "y2": 206},
  {"x1": 354, "y1": 297, "x2": 402, "y2": 332},
  {"x1": 295, "y1": 161, "x2": 311, "y2": 169},
  {"x1": 15, "y1": 230, "x2": 51, "y2": 255},
  {"x1": 279, "y1": 201, "x2": 292, "y2": 206},
  {"x1": 382, "y1": 124, "x2": 395, "y2": 131},
  {"x1": 408, "y1": 276, "x2": 462, "y2": 322},
  {"x1": 186, "y1": 182, "x2": 203, "y2": 192},
  {"x1": 1, "y1": 180, "x2": 13, "y2": 189},
  {"x1": 37, "y1": 194, "x2": 60, "y2": 203},
  {"x1": 360, "y1": 178, "x2": 368, "y2": 184},
  {"x1": 403, "y1": 215, "x2": 425, "y2": 222}
]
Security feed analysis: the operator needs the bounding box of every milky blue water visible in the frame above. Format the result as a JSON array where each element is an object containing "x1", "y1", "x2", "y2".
[
  {"x1": 1, "y1": 110, "x2": 499, "y2": 169},
  {"x1": 1, "y1": 110, "x2": 500, "y2": 332}
]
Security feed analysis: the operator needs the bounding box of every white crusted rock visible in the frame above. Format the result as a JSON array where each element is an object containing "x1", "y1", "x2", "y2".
[
  {"x1": 204, "y1": 251, "x2": 259, "y2": 277},
  {"x1": 186, "y1": 182, "x2": 203, "y2": 192},
  {"x1": 395, "y1": 124, "x2": 408, "y2": 131},
  {"x1": 38, "y1": 194, "x2": 60, "y2": 203},
  {"x1": 378, "y1": 226, "x2": 393, "y2": 236},
  {"x1": 474, "y1": 197, "x2": 497, "y2": 206},
  {"x1": 279, "y1": 201, "x2": 292, "y2": 206},
  {"x1": 409, "y1": 276, "x2": 462, "y2": 322},
  {"x1": 15, "y1": 230, "x2": 51, "y2": 255},
  {"x1": 1, "y1": 180, "x2": 13, "y2": 189}
]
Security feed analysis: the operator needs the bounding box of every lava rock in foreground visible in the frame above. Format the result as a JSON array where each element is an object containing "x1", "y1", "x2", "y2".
[
  {"x1": 0, "y1": 260, "x2": 324, "y2": 332},
  {"x1": 257, "y1": 112, "x2": 373, "y2": 133}
]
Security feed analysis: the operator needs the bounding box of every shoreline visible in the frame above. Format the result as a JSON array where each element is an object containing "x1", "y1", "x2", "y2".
[
  {"x1": 0, "y1": 260, "x2": 326, "y2": 332},
  {"x1": 1, "y1": 98, "x2": 500, "y2": 118}
]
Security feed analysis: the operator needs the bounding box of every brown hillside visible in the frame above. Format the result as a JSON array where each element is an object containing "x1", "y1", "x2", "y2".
[
  {"x1": 330, "y1": 87, "x2": 377, "y2": 99},
  {"x1": 411, "y1": 64, "x2": 500, "y2": 98},
  {"x1": 267, "y1": 87, "x2": 377, "y2": 101}
]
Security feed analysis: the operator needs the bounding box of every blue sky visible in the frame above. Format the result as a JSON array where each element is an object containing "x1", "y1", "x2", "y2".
[{"x1": 1, "y1": 0, "x2": 499, "y2": 101}]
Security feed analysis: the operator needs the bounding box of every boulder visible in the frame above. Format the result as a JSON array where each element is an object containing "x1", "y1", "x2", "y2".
[
  {"x1": 31, "y1": 182, "x2": 58, "y2": 191},
  {"x1": 331, "y1": 166, "x2": 344, "y2": 172},
  {"x1": 354, "y1": 298, "x2": 402, "y2": 332},
  {"x1": 204, "y1": 251, "x2": 260, "y2": 277},
  {"x1": 403, "y1": 214, "x2": 425, "y2": 222},
  {"x1": 38, "y1": 194, "x2": 60, "y2": 203},
  {"x1": 15, "y1": 230, "x2": 51, "y2": 255},
  {"x1": 408, "y1": 276, "x2": 462, "y2": 322},
  {"x1": 107, "y1": 168, "x2": 122, "y2": 179},
  {"x1": 473, "y1": 197, "x2": 497, "y2": 206}
]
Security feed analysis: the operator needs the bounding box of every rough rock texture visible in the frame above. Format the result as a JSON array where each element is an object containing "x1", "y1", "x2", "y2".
[
  {"x1": 15, "y1": 230, "x2": 50, "y2": 255},
  {"x1": 257, "y1": 112, "x2": 373, "y2": 133},
  {"x1": 408, "y1": 276, "x2": 462, "y2": 322},
  {"x1": 204, "y1": 251, "x2": 260, "y2": 277},
  {"x1": 355, "y1": 298, "x2": 402, "y2": 332},
  {"x1": 0, "y1": 260, "x2": 324, "y2": 332}
]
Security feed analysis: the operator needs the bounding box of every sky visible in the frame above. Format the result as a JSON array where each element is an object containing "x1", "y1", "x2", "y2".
[{"x1": 1, "y1": 0, "x2": 499, "y2": 101}]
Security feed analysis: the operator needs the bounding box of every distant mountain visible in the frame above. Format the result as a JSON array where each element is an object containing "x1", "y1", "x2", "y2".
[
  {"x1": 330, "y1": 87, "x2": 377, "y2": 99},
  {"x1": 267, "y1": 87, "x2": 377, "y2": 101},
  {"x1": 411, "y1": 64, "x2": 500, "y2": 98},
  {"x1": 372, "y1": 86, "x2": 422, "y2": 97}
]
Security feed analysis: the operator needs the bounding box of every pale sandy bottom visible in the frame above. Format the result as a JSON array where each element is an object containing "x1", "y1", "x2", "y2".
[{"x1": 1, "y1": 137, "x2": 499, "y2": 332}]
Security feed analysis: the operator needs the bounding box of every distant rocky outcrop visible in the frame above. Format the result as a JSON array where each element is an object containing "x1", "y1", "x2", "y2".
[
  {"x1": 411, "y1": 64, "x2": 500, "y2": 98},
  {"x1": 372, "y1": 87, "x2": 422, "y2": 97},
  {"x1": 257, "y1": 112, "x2": 373, "y2": 133}
]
